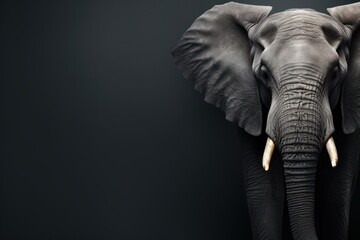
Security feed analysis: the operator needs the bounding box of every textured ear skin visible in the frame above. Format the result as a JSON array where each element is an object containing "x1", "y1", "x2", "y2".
[
  {"x1": 328, "y1": 2, "x2": 360, "y2": 134},
  {"x1": 172, "y1": 2, "x2": 272, "y2": 136}
]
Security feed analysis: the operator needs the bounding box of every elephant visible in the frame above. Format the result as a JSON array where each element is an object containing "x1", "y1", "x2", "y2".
[{"x1": 172, "y1": 2, "x2": 360, "y2": 240}]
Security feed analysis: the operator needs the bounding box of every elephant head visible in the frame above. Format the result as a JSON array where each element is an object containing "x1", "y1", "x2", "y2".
[{"x1": 172, "y1": 2, "x2": 360, "y2": 240}]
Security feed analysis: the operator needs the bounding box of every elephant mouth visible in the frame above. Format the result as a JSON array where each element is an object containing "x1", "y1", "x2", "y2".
[{"x1": 262, "y1": 136, "x2": 338, "y2": 171}]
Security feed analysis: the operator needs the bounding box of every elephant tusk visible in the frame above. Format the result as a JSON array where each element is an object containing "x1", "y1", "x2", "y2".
[
  {"x1": 262, "y1": 138, "x2": 275, "y2": 171},
  {"x1": 326, "y1": 137, "x2": 338, "y2": 168}
]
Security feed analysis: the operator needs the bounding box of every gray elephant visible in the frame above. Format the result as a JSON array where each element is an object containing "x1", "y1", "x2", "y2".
[{"x1": 172, "y1": 2, "x2": 360, "y2": 240}]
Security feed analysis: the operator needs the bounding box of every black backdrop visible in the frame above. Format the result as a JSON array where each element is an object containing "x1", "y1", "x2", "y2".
[{"x1": 1, "y1": 0, "x2": 360, "y2": 239}]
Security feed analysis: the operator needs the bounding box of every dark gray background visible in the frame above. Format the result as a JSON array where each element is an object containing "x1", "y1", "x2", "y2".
[{"x1": 1, "y1": 0, "x2": 359, "y2": 239}]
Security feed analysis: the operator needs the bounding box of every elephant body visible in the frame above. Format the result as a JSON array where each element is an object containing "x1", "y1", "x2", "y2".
[{"x1": 172, "y1": 2, "x2": 360, "y2": 239}]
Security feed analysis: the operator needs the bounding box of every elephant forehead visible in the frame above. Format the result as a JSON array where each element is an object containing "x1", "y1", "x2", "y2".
[{"x1": 257, "y1": 10, "x2": 343, "y2": 42}]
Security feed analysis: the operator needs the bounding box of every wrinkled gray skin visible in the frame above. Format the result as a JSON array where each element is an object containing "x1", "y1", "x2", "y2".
[{"x1": 172, "y1": 2, "x2": 360, "y2": 240}]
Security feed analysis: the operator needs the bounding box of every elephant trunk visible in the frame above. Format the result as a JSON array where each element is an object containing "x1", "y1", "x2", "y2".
[
  {"x1": 281, "y1": 138, "x2": 319, "y2": 240},
  {"x1": 277, "y1": 97, "x2": 324, "y2": 240}
]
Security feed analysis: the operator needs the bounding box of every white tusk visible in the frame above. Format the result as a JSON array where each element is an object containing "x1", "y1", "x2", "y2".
[
  {"x1": 326, "y1": 137, "x2": 338, "y2": 168},
  {"x1": 262, "y1": 138, "x2": 275, "y2": 171}
]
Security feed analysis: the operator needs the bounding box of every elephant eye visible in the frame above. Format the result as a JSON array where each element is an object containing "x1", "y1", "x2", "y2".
[
  {"x1": 333, "y1": 63, "x2": 341, "y2": 74},
  {"x1": 329, "y1": 63, "x2": 341, "y2": 81},
  {"x1": 259, "y1": 65, "x2": 270, "y2": 81}
]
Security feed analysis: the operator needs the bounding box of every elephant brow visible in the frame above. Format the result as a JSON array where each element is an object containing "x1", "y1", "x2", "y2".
[{"x1": 275, "y1": 63, "x2": 322, "y2": 75}]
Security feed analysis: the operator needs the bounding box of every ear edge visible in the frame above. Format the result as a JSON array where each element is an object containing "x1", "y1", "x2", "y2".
[{"x1": 327, "y1": 2, "x2": 360, "y2": 27}]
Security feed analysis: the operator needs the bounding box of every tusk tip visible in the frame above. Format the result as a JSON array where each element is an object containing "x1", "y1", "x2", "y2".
[
  {"x1": 326, "y1": 137, "x2": 338, "y2": 169},
  {"x1": 262, "y1": 137, "x2": 275, "y2": 172},
  {"x1": 331, "y1": 159, "x2": 338, "y2": 168},
  {"x1": 263, "y1": 164, "x2": 269, "y2": 171}
]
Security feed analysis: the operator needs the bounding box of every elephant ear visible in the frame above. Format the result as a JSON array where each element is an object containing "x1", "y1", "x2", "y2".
[
  {"x1": 328, "y1": 3, "x2": 360, "y2": 134},
  {"x1": 172, "y1": 2, "x2": 272, "y2": 136}
]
